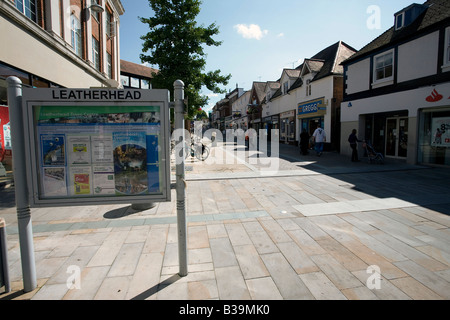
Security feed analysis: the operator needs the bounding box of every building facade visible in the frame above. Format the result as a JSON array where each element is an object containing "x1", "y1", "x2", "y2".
[
  {"x1": 120, "y1": 59, "x2": 158, "y2": 90},
  {"x1": 262, "y1": 41, "x2": 356, "y2": 150},
  {"x1": 341, "y1": 0, "x2": 450, "y2": 166},
  {"x1": 0, "y1": 0, "x2": 124, "y2": 94},
  {"x1": 0, "y1": 0, "x2": 124, "y2": 167}
]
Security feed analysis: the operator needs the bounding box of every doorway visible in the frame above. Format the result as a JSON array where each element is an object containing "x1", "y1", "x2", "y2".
[{"x1": 386, "y1": 117, "x2": 408, "y2": 158}]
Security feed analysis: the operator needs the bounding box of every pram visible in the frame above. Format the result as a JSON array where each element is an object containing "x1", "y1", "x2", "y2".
[{"x1": 363, "y1": 141, "x2": 384, "y2": 164}]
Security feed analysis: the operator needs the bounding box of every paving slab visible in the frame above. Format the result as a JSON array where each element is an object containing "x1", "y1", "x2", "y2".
[{"x1": 1, "y1": 141, "x2": 449, "y2": 301}]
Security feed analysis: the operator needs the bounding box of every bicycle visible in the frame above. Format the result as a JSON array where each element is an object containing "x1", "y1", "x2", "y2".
[{"x1": 171, "y1": 138, "x2": 210, "y2": 161}]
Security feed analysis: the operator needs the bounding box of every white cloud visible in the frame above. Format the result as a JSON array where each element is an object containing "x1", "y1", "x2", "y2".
[
  {"x1": 277, "y1": 33, "x2": 285, "y2": 38},
  {"x1": 234, "y1": 24, "x2": 268, "y2": 40}
]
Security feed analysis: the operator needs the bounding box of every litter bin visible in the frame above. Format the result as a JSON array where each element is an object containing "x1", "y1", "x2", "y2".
[{"x1": 0, "y1": 217, "x2": 11, "y2": 293}]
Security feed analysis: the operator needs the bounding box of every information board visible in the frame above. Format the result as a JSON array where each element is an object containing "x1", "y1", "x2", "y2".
[{"x1": 22, "y1": 88, "x2": 171, "y2": 207}]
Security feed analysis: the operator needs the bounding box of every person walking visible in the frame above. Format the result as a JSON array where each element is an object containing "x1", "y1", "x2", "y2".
[
  {"x1": 299, "y1": 129, "x2": 310, "y2": 155},
  {"x1": 312, "y1": 124, "x2": 326, "y2": 156},
  {"x1": 348, "y1": 129, "x2": 362, "y2": 162}
]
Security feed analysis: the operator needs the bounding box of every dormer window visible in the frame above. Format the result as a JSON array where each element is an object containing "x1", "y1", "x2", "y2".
[
  {"x1": 283, "y1": 82, "x2": 289, "y2": 94},
  {"x1": 395, "y1": 12, "x2": 405, "y2": 30},
  {"x1": 394, "y1": 4, "x2": 427, "y2": 31}
]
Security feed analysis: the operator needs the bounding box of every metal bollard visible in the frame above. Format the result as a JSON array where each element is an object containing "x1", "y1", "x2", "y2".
[{"x1": 0, "y1": 217, "x2": 11, "y2": 293}]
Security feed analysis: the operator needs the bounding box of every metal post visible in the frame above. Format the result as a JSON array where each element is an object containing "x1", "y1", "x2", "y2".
[
  {"x1": 173, "y1": 80, "x2": 188, "y2": 277},
  {"x1": 7, "y1": 77, "x2": 37, "y2": 292},
  {"x1": 0, "y1": 218, "x2": 11, "y2": 293}
]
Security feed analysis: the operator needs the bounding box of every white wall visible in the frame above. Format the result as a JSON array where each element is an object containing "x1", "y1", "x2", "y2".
[
  {"x1": 345, "y1": 58, "x2": 370, "y2": 95},
  {"x1": 341, "y1": 82, "x2": 450, "y2": 122},
  {"x1": 398, "y1": 32, "x2": 439, "y2": 83},
  {"x1": 294, "y1": 76, "x2": 334, "y2": 141}
]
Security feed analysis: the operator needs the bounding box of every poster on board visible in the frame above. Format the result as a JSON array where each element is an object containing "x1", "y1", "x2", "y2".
[
  {"x1": 33, "y1": 105, "x2": 164, "y2": 201},
  {"x1": 21, "y1": 88, "x2": 171, "y2": 207},
  {"x1": 431, "y1": 117, "x2": 450, "y2": 148}
]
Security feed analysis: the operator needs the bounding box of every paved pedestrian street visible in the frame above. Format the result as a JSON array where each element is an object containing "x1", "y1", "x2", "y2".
[{"x1": 1, "y1": 142, "x2": 450, "y2": 300}]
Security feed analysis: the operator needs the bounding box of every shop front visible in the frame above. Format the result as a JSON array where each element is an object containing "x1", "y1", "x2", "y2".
[
  {"x1": 298, "y1": 97, "x2": 327, "y2": 140},
  {"x1": 362, "y1": 111, "x2": 410, "y2": 160},
  {"x1": 263, "y1": 115, "x2": 279, "y2": 141},
  {"x1": 280, "y1": 111, "x2": 296, "y2": 144},
  {"x1": 418, "y1": 106, "x2": 450, "y2": 166}
]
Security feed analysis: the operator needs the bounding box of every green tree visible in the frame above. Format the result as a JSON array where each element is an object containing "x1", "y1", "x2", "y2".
[{"x1": 140, "y1": 0, "x2": 231, "y2": 119}]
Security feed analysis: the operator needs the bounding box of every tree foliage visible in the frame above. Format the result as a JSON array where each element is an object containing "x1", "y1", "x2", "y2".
[{"x1": 140, "y1": 0, "x2": 231, "y2": 119}]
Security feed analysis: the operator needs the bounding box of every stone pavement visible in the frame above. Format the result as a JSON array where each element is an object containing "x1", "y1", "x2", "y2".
[{"x1": 0, "y1": 142, "x2": 450, "y2": 300}]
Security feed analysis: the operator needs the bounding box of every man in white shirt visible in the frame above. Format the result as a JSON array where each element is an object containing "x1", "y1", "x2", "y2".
[{"x1": 312, "y1": 125, "x2": 326, "y2": 156}]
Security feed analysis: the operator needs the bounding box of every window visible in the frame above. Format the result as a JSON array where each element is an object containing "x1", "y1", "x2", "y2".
[
  {"x1": 445, "y1": 27, "x2": 450, "y2": 67},
  {"x1": 105, "y1": 10, "x2": 112, "y2": 38},
  {"x1": 130, "y1": 77, "x2": 140, "y2": 88},
  {"x1": 71, "y1": 15, "x2": 82, "y2": 58},
  {"x1": 395, "y1": 12, "x2": 405, "y2": 30},
  {"x1": 373, "y1": 50, "x2": 394, "y2": 83},
  {"x1": 15, "y1": 0, "x2": 37, "y2": 22},
  {"x1": 106, "y1": 53, "x2": 112, "y2": 78},
  {"x1": 283, "y1": 82, "x2": 289, "y2": 94},
  {"x1": 92, "y1": 38, "x2": 100, "y2": 71},
  {"x1": 141, "y1": 80, "x2": 150, "y2": 89},
  {"x1": 306, "y1": 80, "x2": 312, "y2": 96},
  {"x1": 120, "y1": 75, "x2": 129, "y2": 87}
]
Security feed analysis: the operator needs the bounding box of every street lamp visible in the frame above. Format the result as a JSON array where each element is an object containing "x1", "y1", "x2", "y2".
[{"x1": 87, "y1": 3, "x2": 104, "y2": 13}]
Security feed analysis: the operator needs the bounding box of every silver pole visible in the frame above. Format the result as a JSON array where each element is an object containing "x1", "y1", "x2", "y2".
[
  {"x1": 6, "y1": 77, "x2": 37, "y2": 292},
  {"x1": 173, "y1": 80, "x2": 188, "y2": 277}
]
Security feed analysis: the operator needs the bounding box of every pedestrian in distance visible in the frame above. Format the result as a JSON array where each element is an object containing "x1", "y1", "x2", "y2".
[
  {"x1": 348, "y1": 129, "x2": 362, "y2": 162},
  {"x1": 312, "y1": 124, "x2": 326, "y2": 156},
  {"x1": 299, "y1": 129, "x2": 310, "y2": 155}
]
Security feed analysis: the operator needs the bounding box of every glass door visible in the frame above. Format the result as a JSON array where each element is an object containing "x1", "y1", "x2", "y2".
[{"x1": 386, "y1": 117, "x2": 408, "y2": 158}]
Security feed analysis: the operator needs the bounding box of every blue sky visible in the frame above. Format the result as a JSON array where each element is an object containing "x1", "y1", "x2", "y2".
[{"x1": 119, "y1": 0, "x2": 414, "y2": 112}]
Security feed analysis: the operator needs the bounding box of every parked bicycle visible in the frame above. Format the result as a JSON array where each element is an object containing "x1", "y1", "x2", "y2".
[{"x1": 171, "y1": 138, "x2": 210, "y2": 161}]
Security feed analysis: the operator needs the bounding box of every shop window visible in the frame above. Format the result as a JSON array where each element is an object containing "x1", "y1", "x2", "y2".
[
  {"x1": 418, "y1": 109, "x2": 450, "y2": 166},
  {"x1": 15, "y1": 0, "x2": 37, "y2": 23},
  {"x1": 0, "y1": 63, "x2": 31, "y2": 85},
  {"x1": 31, "y1": 75, "x2": 50, "y2": 88}
]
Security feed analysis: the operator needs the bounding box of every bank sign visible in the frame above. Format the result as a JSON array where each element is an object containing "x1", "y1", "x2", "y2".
[
  {"x1": 22, "y1": 88, "x2": 171, "y2": 207},
  {"x1": 298, "y1": 98, "x2": 326, "y2": 116}
]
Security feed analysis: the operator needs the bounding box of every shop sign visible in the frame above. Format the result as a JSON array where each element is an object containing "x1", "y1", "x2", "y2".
[
  {"x1": 280, "y1": 110, "x2": 295, "y2": 119},
  {"x1": 298, "y1": 98, "x2": 327, "y2": 116}
]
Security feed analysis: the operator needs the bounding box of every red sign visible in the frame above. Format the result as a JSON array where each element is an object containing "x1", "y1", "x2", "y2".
[{"x1": 426, "y1": 89, "x2": 443, "y2": 103}]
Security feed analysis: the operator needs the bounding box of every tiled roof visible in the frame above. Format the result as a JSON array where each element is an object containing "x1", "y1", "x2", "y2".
[
  {"x1": 307, "y1": 41, "x2": 357, "y2": 81},
  {"x1": 252, "y1": 81, "x2": 267, "y2": 102},
  {"x1": 343, "y1": 0, "x2": 450, "y2": 64},
  {"x1": 283, "y1": 69, "x2": 301, "y2": 78},
  {"x1": 120, "y1": 60, "x2": 159, "y2": 78}
]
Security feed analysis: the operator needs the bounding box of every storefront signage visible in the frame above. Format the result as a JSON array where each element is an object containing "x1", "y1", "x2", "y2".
[
  {"x1": 298, "y1": 98, "x2": 326, "y2": 116},
  {"x1": 280, "y1": 110, "x2": 295, "y2": 118},
  {"x1": 22, "y1": 88, "x2": 171, "y2": 207}
]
